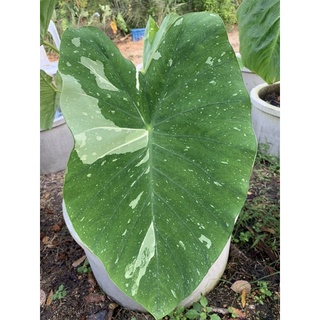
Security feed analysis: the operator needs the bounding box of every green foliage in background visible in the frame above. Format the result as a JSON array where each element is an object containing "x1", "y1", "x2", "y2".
[
  {"x1": 192, "y1": 0, "x2": 241, "y2": 28},
  {"x1": 52, "y1": 0, "x2": 241, "y2": 32}
]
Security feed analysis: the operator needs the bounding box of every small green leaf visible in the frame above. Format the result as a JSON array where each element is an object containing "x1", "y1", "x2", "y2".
[
  {"x1": 206, "y1": 306, "x2": 212, "y2": 313},
  {"x1": 52, "y1": 284, "x2": 67, "y2": 300},
  {"x1": 176, "y1": 305, "x2": 185, "y2": 314},
  {"x1": 192, "y1": 302, "x2": 202, "y2": 313},
  {"x1": 185, "y1": 309, "x2": 199, "y2": 319},
  {"x1": 142, "y1": 14, "x2": 179, "y2": 72},
  {"x1": 200, "y1": 313, "x2": 207, "y2": 320},
  {"x1": 40, "y1": 70, "x2": 58, "y2": 130},
  {"x1": 199, "y1": 296, "x2": 208, "y2": 308}
]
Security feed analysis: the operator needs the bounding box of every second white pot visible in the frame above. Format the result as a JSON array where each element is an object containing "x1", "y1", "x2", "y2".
[
  {"x1": 40, "y1": 114, "x2": 74, "y2": 174},
  {"x1": 250, "y1": 82, "x2": 280, "y2": 157}
]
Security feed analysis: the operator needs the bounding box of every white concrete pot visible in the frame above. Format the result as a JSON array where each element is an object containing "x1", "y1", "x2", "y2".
[
  {"x1": 236, "y1": 53, "x2": 265, "y2": 94},
  {"x1": 240, "y1": 67, "x2": 265, "y2": 94},
  {"x1": 250, "y1": 82, "x2": 280, "y2": 157},
  {"x1": 40, "y1": 115, "x2": 74, "y2": 174},
  {"x1": 62, "y1": 201, "x2": 231, "y2": 312}
]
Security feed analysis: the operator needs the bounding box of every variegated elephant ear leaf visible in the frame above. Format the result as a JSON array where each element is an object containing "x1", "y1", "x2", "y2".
[{"x1": 59, "y1": 12, "x2": 257, "y2": 319}]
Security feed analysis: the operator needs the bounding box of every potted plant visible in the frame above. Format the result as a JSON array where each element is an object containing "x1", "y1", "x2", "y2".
[
  {"x1": 236, "y1": 0, "x2": 280, "y2": 157},
  {"x1": 58, "y1": 11, "x2": 257, "y2": 319},
  {"x1": 40, "y1": 0, "x2": 73, "y2": 174}
]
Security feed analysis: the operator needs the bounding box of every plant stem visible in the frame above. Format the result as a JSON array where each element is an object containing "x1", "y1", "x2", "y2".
[{"x1": 42, "y1": 40, "x2": 59, "y2": 54}]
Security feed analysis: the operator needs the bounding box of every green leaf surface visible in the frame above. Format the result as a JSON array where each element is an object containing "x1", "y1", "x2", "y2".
[
  {"x1": 199, "y1": 295, "x2": 208, "y2": 307},
  {"x1": 59, "y1": 12, "x2": 256, "y2": 319},
  {"x1": 40, "y1": 0, "x2": 57, "y2": 45},
  {"x1": 40, "y1": 70, "x2": 58, "y2": 130},
  {"x1": 185, "y1": 309, "x2": 199, "y2": 319},
  {"x1": 236, "y1": 0, "x2": 280, "y2": 84},
  {"x1": 142, "y1": 14, "x2": 179, "y2": 72}
]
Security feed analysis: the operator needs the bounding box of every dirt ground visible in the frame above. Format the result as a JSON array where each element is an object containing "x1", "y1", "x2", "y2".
[{"x1": 41, "y1": 26, "x2": 280, "y2": 320}]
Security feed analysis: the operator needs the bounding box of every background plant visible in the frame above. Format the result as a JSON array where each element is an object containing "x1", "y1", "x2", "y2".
[
  {"x1": 232, "y1": 150, "x2": 280, "y2": 271},
  {"x1": 52, "y1": 284, "x2": 67, "y2": 301},
  {"x1": 168, "y1": 296, "x2": 222, "y2": 319},
  {"x1": 51, "y1": 0, "x2": 242, "y2": 33},
  {"x1": 192, "y1": 0, "x2": 242, "y2": 29},
  {"x1": 77, "y1": 259, "x2": 92, "y2": 273},
  {"x1": 40, "y1": 0, "x2": 61, "y2": 130},
  {"x1": 252, "y1": 280, "x2": 273, "y2": 305},
  {"x1": 236, "y1": 0, "x2": 280, "y2": 84}
]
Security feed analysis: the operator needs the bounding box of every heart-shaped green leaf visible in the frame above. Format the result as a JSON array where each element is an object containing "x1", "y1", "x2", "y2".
[{"x1": 59, "y1": 12, "x2": 257, "y2": 319}]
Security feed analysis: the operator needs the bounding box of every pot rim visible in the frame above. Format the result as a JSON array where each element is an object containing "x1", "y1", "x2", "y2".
[
  {"x1": 250, "y1": 82, "x2": 280, "y2": 117},
  {"x1": 40, "y1": 114, "x2": 65, "y2": 132}
]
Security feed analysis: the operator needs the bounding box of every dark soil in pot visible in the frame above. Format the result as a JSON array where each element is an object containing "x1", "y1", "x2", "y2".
[{"x1": 259, "y1": 83, "x2": 280, "y2": 107}]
